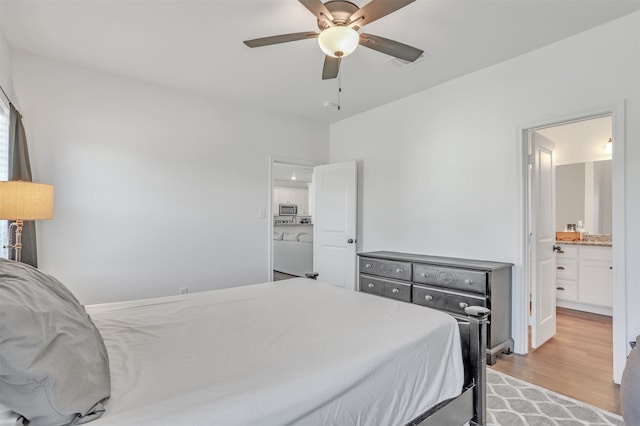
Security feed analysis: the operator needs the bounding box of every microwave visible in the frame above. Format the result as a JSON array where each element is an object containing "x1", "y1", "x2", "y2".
[{"x1": 279, "y1": 204, "x2": 297, "y2": 216}]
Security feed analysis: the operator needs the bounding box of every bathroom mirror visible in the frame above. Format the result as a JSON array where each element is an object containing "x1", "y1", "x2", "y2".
[{"x1": 556, "y1": 159, "x2": 612, "y2": 234}]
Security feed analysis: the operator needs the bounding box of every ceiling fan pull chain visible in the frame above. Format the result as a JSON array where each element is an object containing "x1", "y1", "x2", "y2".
[{"x1": 337, "y1": 59, "x2": 342, "y2": 111}]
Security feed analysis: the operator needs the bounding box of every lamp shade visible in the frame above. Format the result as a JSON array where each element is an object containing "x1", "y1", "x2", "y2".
[
  {"x1": 0, "y1": 181, "x2": 54, "y2": 220},
  {"x1": 318, "y1": 26, "x2": 359, "y2": 58}
]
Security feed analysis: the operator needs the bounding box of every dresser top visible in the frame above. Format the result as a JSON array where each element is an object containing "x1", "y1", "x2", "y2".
[{"x1": 358, "y1": 251, "x2": 513, "y2": 272}]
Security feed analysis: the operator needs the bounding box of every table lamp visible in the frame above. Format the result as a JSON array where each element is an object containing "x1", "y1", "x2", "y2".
[{"x1": 0, "y1": 181, "x2": 54, "y2": 262}]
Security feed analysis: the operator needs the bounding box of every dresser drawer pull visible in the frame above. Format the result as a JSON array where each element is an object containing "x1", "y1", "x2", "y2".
[
  {"x1": 556, "y1": 287, "x2": 565, "y2": 291},
  {"x1": 396, "y1": 268, "x2": 404, "y2": 273},
  {"x1": 459, "y1": 302, "x2": 469, "y2": 309},
  {"x1": 424, "y1": 295, "x2": 433, "y2": 301},
  {"x1": 392, "y1": 288, "x2": 400, "y2": 294},
  {"x1": 365, "y1": 263, "x2": 372, "y2": 268},
  {"x1": 556, "y1": 266, "x2": 565, "y2": 270},
  {"x1": 464, "y1": 279, "x2": 474, "y2": 285},
  {"x1": 367, "y1": 283, "x2": 375, "y2": 288},
  {"x1": 421, "y1": 272, "x2": 430, "y2": 278}
]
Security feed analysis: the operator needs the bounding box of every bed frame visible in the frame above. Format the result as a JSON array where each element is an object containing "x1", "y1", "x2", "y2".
[{"x1": 406, "y1": 306, "x2": 490, "y2": 426}]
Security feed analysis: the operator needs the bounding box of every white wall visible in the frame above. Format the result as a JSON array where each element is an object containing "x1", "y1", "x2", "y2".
[
  {"x1": 330, "y1": 13, "x2": 639, "y2": 350},
  {"x1": 12, "y1": 52, "x2": 329, "y2": 304},
  {"x1": 0, "y1": 11, "x2": 15, "y2": 101}
]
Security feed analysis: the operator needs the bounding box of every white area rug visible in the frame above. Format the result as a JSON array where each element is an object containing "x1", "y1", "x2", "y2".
[{"x1": 487, "y1": 369, "x2": 624, "y2": 426}]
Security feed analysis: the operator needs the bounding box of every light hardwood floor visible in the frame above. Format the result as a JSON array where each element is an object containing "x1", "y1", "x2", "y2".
[{"x1": 491, "y1": 307, "x2": 620, "y2": 414}]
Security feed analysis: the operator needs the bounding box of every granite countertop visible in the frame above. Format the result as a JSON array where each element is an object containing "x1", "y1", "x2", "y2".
[{"x1": 556, "y1": 234, "x2": 612, "y2": 247}]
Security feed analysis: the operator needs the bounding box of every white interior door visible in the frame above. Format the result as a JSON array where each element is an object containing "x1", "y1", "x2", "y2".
[
  {"x1": 530, "y1": 132, "x2": 557, "y2": 348},
  {"x1": 313, "y1": 160, "x2": 357, "y2": 290}
]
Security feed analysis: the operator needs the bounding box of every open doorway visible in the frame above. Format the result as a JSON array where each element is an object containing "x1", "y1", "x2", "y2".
[
  {"x1": 498, "y1": 104, "x2": 627, "y2": 414},
  {"x1": 271, "y1": 161, "x2": 315, "y2": 281},
  {"x1": 527, "y1": 115, "x2": 614, "y2": 343},
  {"x1": 268, "y1": 157, "x2": 358, "y2": 289}
]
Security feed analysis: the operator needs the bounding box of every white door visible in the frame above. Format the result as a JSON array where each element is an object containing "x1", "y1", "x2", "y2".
[
  {"x1": 313, "y1": 160, "x2": 357, "y2": 290},
  {"x1": 530, "y1": 132, "x2": 557, "y2": 348}
]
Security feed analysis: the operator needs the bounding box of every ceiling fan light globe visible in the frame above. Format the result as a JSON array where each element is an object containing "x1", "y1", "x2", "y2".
[{"x1": 318, "y1": 26, "x2": 359, "y2": 58}]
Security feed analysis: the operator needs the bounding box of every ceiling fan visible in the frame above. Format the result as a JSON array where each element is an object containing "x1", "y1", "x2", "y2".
[{"x1": 243, "y1": 0, "x2": 423, "y2": 80}]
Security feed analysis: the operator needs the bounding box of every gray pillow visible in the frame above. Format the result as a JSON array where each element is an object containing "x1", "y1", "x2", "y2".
[
  {"x1": 0, "y1": 259, "x2": 110, "y2": 426},
  {"x1": 621, "y1": 336, "x2": 640, "y2": 426}
]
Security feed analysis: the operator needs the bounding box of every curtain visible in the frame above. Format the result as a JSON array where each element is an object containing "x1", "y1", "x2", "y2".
[{"x1": 8, "y1": 103, "x2": 38, "y2": 267}]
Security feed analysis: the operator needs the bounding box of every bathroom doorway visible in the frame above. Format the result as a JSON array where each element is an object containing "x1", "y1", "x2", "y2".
[
  {"x1": 494, "y1": 103, "x2": 626, "y2": 411},
  {"x1": 503, "y1": 103, "x2": 628, "y2": 411},
  {"x1": 526, "y1": 113, "x2": 615, "y2": 348}
]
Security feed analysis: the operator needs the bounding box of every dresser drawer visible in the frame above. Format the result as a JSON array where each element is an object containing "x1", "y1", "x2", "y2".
[
  {"x1": 360, "y1": 274, "x2": 411, "y2": 302},
  {"x1": 382, "y1": 280, "x2": 412, "y2": 303},
  {"x1": 413, "y1": 284, "x2": 487, "y2": 316},
  {"x1": 360, "y1": 257, "x2": 412, "y2": 281},
  {"x1": 413, "y1": 264, "x2": 487, "y2": 295},
  {"x1": 359, "y1": 274, "x2": 385, "y2": 296}
]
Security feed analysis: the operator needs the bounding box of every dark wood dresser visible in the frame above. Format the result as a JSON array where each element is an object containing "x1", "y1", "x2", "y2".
[{"x1": 358, "y1": 251, "x2": 513, "y2": 365}]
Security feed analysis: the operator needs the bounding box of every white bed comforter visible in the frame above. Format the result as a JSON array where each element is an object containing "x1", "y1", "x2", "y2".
[{"x1": 87, "y1": 279, "x2": 463, "y2": 426}]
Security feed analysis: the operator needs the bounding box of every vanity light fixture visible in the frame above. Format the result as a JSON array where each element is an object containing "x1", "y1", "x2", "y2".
[{"x1": 604, "y1": 137, "x2": 612, "y2": 154}]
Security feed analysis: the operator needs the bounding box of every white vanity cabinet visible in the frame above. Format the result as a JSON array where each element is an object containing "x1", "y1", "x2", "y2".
[
  {"x1": 578, "y1": 247, "x2": 613, "y2": 308},
  {"x1": 556, "y1": 244, "x2": 612, "y2": 316},
  {"x1": 555, "y1": 245, "x2": 578, "y2": 302}
]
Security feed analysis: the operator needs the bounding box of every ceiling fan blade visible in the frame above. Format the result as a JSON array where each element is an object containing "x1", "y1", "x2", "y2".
[
  {"x1": 349, "y1": 0, "x2": 415, "y2": 27},
  {"x1": 298, "y1": 0, "x2": 335, "y2": 27},
  {"x1": 359, "y1": 33, "x2": 423, "y2": 62},
  {"x1": 244, "y1": 32, "x2": 318, "y2": 48},
  {"x1": 322, "y1": 56, "x2": 340, "y2": 80}
]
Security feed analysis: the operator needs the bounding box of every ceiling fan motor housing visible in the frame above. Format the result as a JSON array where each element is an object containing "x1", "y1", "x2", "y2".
[{"x1": 317, "y1": 0, "x2": 360, "y2": 28}]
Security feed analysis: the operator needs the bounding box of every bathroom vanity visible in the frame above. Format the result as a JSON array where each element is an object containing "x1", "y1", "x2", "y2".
[{"x1": 555, "y1": 240, "x2": 613, "y2": 316}]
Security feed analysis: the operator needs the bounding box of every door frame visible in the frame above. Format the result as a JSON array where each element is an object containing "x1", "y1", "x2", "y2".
[
  {"x1": 516, "y1": 101, "x2": 627, "y2": 383},
  {"x1": 268, "y1": 155, "x2": 320, "y2": 281}
]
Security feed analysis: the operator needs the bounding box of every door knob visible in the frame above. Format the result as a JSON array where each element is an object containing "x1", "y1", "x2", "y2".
[
  {"x1": 553, "y1": 245, "x2": 565, "y2": 254},
  {"x1": 347, "y1": 238, "x2": 354, "y2": 244}
]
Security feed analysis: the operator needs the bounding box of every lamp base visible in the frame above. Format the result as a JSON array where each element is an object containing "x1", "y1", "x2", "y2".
[{"x1": 7, "y1": 219, "x2": 24, "y2": 262}]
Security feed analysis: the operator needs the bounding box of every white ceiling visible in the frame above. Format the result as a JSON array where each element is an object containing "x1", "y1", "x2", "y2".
[
  {"x1": 2, "y1": 0, "x2": 639, "y2": 124},
  {"x1": 273, "y1": 163, "x2": 314, "y2": 183}
]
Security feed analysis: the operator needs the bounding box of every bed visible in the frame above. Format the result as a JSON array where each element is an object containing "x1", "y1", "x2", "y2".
[
  {"x1": 0, "y1": 259, "x2": 489, "y2": 426},
  {"x1": 273, "y1": 230, "x2": 313, "y2": 277}
]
